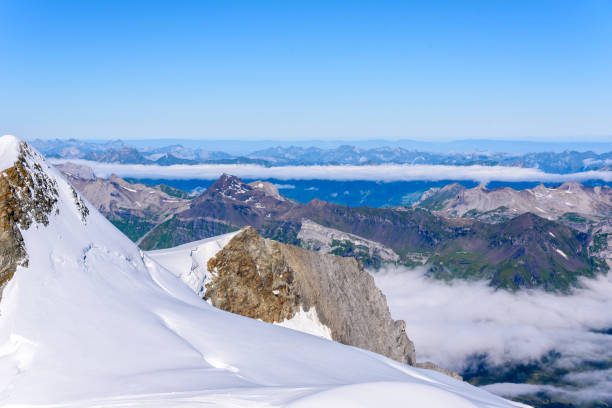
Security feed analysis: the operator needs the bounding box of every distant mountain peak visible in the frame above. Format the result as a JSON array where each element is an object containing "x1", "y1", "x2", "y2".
[
  {"x1": 305, "y1": 197, "x2": 327, "y2": 207},
  {"x1": 205, "y1": 174, "x2": 252, "y2": 198}
]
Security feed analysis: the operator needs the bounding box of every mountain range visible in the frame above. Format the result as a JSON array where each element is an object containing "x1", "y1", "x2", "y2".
[
  {"x1": 32, "y1": 138, "x2": 612, "y2": 173},
  {"x1": 414, "y1": 182, "x2": 612, "y2": 224},
  {"x1": 413, "y1": 182, "x2": 612, "y2": 267},
  {"x1": 59, "y1": 164, "x2": 610, "y2": 292}
]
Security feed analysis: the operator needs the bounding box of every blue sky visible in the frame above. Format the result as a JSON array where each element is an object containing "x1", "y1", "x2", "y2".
[{"x1": 1, "y1": 1, "x2": 611, "y2": 141}]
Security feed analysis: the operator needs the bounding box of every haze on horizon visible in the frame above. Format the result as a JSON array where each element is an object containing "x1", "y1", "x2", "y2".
[{"x1": 1, "y1": 1, "x2": 611, "y2": 142}]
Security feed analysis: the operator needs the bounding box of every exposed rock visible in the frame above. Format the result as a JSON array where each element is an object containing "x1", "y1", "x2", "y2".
[
  {"x1": 70, "y1": 186, "x2": 89, "y2": 222},
  {"x1": 205, "y1": 226, "x2": 416, "y2": 365},
  {"x1": 0, "y1": 142, "x2": 60, "y2": 298},
  {"x1": 298, "y1": 219, "x2": 400, "y2": 267},
  {"x1": 0, "y1": 225, "x2": 27, "y2": 299},
  {"x1": 589, "y1": 220, "x2": 612, "y2": 268}
]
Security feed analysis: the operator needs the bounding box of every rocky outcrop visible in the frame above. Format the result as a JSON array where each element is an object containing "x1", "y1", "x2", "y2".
[
  {"x1": 0, "y1": 142, "x2": 61, "y2": 298},
  {"x1": 589, "y1": 220, "x2": 612, "y2": 269},
  {"x1": 298, "y1": 219, "x2": 400, "y2": 268},
  {"x1": 205, "y1": 227, "x2": 416, "y2": 365}
]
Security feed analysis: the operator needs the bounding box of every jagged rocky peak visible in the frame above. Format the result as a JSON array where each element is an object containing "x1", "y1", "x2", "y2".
[
  {"x1": 204, "y1": 173, "x2": 253, "y2": 198},
  {"x1": 0, "y1": 136, "x2": 89, "y2": 298},
  {"x1": 205, "y1": 226, "x2": 417, "y2": 366},
  {"x1": 197, "y1": 174, "x2": 292, "y2": 210}
]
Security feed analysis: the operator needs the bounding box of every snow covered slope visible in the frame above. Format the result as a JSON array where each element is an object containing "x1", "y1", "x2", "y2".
[
  {"x1": 146, "y1": 231, "x2": 239, "y2": 297},
  {"x1": 0, "y1": 135, "x2": 525, "y2": 407},
  {"x1": 148, "y1": 235, "x2": 335, "y2": 341}
]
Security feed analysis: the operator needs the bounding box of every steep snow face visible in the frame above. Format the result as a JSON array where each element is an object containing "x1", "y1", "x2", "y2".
[{"x1": 0, "y1": 137, "x2": 524, "y2": 407}]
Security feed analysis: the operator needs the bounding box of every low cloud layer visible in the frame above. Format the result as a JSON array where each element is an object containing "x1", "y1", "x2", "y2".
[
  {"x1": 372, "y1": 267, "x2": 612, "y2": 402},
  {"x1": 482, "y1": 377, "x2": 612, "y2": 403},
  {"x1": 51, "y1": 160, "x2": 612, "y2": 184}
]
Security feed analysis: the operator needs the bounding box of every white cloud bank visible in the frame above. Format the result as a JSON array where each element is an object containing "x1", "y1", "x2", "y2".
[
  {"x1": 372, "y1": 267, "x2": 612, "y2": 402},
  {"x1": 51, "y1": 160, "x2": 612, "y2": 183}
]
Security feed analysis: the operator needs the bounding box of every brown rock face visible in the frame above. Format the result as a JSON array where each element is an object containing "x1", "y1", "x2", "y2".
[
  {"x1": 206, "y1": 229, "x2": 299, "y2": 323},
  {"x1": 206, "y1": 226, "x2": 416, "y2": 365},
  {"x1": 0, "y1": 143, "x2": 63, "y2": 298}
]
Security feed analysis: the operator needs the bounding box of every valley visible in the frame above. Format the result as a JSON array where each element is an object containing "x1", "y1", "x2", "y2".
[{"x1": 60, "y1": 164, "x2": 610, "y2": 292}]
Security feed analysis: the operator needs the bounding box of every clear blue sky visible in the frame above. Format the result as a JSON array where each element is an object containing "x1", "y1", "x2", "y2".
[{"x1": 1, "y1": 0, "x2": 611, "y2": 141}]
